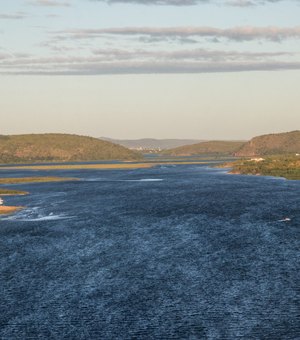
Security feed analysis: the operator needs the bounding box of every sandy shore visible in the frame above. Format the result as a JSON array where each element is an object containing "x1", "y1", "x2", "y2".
[
  {"x1": 0, "y1": 176, "x2": 81, "y2": 216},
  {"x1": 0, "y1": 161, "x2": 211, "y2": 171},
  {"x1": 0, "y1": 206, "x2": 23, "y2": 215},
  {"x1": 0, "y1": 163, "x2": 154, "y2": 171}
]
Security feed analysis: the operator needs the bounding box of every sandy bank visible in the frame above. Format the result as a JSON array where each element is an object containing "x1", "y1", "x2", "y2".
[
  {"x1": 0, "y1": 161, "x2": 212, "y2": 171},
  {"x1": 0, "y1": 163, "x2": 155, "y2": 171},
  {"x1": 0, "y1": 206, "x2": 23, "y2": 215}
]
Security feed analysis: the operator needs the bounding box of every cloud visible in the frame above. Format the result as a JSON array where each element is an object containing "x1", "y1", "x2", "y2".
[
  {"x1": 2, "y1": 60, "x2": 300, "y2": 75},
  {"x1": 55, "y1": 26, "x2": 300, "y2": 42},
  {"x1": 0, "y1": 47, "x2": 297, "y2": 75},
  {"x1": 91, "y1": 48, "x2": 291, "y2": 61},
  {"x1": 46, "y1": 14, "x2": 62, "y2": 18},
  {"x1": 226, "y1": 0, "x2": 255, "y2": 6},
  {"x1": 90, "y1": 0, "x2": 299, "y2": 6},
  {"x1": 37, "y1": 25, "x2": 300, "y2": 75},
  {"x1": 28, "y1": 0, "x2": 71, "y2": 7},
  {"x1": 0, "y1": 12, "x2": 28, "y2": 20},
  {"x1": 91, "y1": 0, "x2": 209, "y2": 5},
  {"x1": 230, "y1": 0, "x2": 300, "y2": 5}
]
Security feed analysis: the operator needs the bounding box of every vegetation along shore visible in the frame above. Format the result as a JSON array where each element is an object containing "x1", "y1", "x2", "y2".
[{"x1": 221, "y1": 155, "x2": 300, "y2": 180}]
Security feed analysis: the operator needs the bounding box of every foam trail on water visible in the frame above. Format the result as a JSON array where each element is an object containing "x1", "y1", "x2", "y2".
[
  {"x1": 84, "y1": 178, "x2": 164, "y2": 182},
  {"x1": 20, "y1": 215, "x2": 74, "y2": 222},
  {"x1": 4, "y1": 214, "x2": 74, "y2": 222},
  {"x1": 1, "y1": 208, "x2": 74, "y2": 222},
  {"x1": 122, "y1": 179, "x2": 163, "y2": 182}
]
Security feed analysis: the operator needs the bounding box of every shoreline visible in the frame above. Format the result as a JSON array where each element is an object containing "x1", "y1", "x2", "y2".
[
  {"x1": 0, "y1": 177, "x2": 79, "y2": 184},
  {"x1": 0, "y1": 190, "x2": 29, "y2": 196},
  {"x1": 218, "y1": 164, "x2": 300, "y2": 181},
  {"x1": 0, "y1": 163, "x2": 154, "y2": 171},
  {"x1": 0, "y1": 161, "x2": 213, "y2": 171},
  {"x1": 0, "y1": 177, "x2": 80, "y2": 216},
  {"x1": 0, "y1": 206, "x2": 23, "y2": 215}
]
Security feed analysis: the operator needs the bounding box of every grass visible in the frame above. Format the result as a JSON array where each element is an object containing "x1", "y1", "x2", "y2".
[
  {"x1": 0, "y1": 163, "x2": 155, "y2": 171},
  {"x1": 0, "y1": 189, "x2": 28, "y2": 195},
  {"x1": 0, "y1": 177, "x2": 78, "y2": 196},
  {"x1": 0, "y1": 177, "x2": 78, "y2": 184},
  {"x1": 0, "y1": 160, "x2": 221, "y2": 171},
  {"x1": 0, "y1": 177, "x2": 78, "y2": 195},
  {"x1": 221, "y1": 155, "x2": 300, "y2": 180}
]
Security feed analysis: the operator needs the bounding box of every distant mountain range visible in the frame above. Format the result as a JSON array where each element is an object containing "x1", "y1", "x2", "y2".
[
  {"x1": 0, "y1": 131, "x2": 298, "y2": 164},
  {"x1": 235, "y1": 130, "x2": 300, "y2": 157},
  {"x1": 162, "y1": 141, "x2": 246, "y2": 157},
  {"x1": 100, "y1": 138, "x2": 202, "y2": 150},
  {"x1": 0, "y1": 134, "x2": 142, "y2": 164},
  {"x1": 161, "y1": 131, "x2": 300, "y2": 157}
]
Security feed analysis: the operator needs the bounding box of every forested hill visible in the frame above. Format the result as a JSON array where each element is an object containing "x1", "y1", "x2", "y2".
[
  {"x1": 0, "y1": 134, "x2": 142, "y2": 163},
  {"x1": 162, "y1": 141, "x2": 246, "y2": 157},
  {"x1": 235, "y1": 131, "x2": 300, "y2": 157}
]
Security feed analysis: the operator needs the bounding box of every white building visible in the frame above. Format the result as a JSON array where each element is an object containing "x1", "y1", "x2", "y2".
[{"x1": 250, "y1": 158, "x2": 265, "y2": 162}]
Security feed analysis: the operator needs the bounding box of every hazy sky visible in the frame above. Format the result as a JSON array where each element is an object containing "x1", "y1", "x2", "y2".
[{"x1": 0, "y1": 0, "x2": 299, "y2": 139}]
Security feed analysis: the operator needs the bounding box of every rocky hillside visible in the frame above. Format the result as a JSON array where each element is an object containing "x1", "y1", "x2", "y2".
[
  {"x1": 0, "y1": 134, "x2": 142, "y2": 164},
  {"x1": 162, "y1": 141, "x2": 245, "y2": 157},
  {"x1": 235, "y1": 131, "x2": 300, "y2": 157}
]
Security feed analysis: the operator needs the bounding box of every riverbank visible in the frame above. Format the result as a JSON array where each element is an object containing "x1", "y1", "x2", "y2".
[
  {"x1": 220, "y1": 156, "x2": 300, "y2": 180},
  {"x1": 0, "y1": 189, "x2": 28, "y2": 195},
  {"x1": 0, "y1": 177, "x2": 78, "y2": 184},
  {"x1": 0, "y1": 206, "x2": 23, "y2": 215},
  {"x1": 0, "y1": 160, "x2": 215, "y2": 171},
  {"x1": 0, "y1": 177, "x2": 79, "y2": 215},
  {"x1": 0, "y1": 163, "x2": 154, "y2": 171}
]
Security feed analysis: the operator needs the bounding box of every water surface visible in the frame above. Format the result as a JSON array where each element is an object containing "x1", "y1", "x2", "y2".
[{"x1": 0, "y1": 164, "x2": 299, "y2": 339}]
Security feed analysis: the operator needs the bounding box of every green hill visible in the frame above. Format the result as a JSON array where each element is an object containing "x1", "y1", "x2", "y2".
[
  {"x1": 162, "y1": 141, "x2": 246, "y2": 157},
  {"x1": 235, "y1": 130, "x2": 300, "y2": 157},
  {"x1": 0, "y1": 134, "x2": 142, "y2": 164}
]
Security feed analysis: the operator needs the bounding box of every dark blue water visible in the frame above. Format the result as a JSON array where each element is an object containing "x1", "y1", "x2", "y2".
[{"x1": 0, "y1": 164, "x2": 299, "y2": 339}]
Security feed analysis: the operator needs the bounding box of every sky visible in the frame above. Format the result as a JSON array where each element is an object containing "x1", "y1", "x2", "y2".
[{"x1": 0, "y1": 0, "x2": 299, "y2": 140}]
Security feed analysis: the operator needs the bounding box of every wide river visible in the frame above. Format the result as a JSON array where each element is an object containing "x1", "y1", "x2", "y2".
[{"x1": 0, "y1": 163, "x2": 299, "y2": 339}]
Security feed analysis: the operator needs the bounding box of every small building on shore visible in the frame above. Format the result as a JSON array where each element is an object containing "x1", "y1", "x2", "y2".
[{"x1": 250, "y1": 158, "x2": 265, "y2": 162}]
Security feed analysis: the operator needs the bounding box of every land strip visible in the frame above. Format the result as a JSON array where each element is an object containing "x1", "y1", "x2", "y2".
[
  {"x1": 0, "y1": 206, "x2": 23, "y2": 215},
  {"x1": 220, "y1": 156, "x2": 300, "y2": 180},
  {"x1": 0, "y1": 176, "x2": 79, "y2": 215},
  {"x1": 0, "y1": 189, "x2": 28, "y2": 195},
  {"x1": 0, "y1": 163, "x2": 154, "y2": 171},
  {"x1": 0, "y1": 161, "x2": 214, "y2": 171},
  {"x1": 0, "y1": 177, "x2": 78, "y2": 184}
]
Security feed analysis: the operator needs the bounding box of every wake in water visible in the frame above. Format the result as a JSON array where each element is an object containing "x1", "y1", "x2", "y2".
[
  {"x1": 119, "y1": 178, "x2": 163, "y2": 182},
  {"x1": 278, "y1": 217, "x2": 291, "y2": 222},
  {"x1": 85, "y1": 178, "x2": 164, "y2": 182},
  {"x1": 1, "y1": 207, "x2": 74, "y2": 222}
]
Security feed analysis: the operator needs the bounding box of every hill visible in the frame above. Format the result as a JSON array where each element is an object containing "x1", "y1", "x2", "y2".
[
  {"x1": 0, "y1": 134, "x2": 142, "y2": 164},
  {"x1": 162, "y1": 141, "x2": 246, "y2": 157},
  {"x1": 235, "y1": 130, "x2": 300, "y2": 157},
  {"x1": 100, "y1": 138, "x2": 202, "y2": 150}
]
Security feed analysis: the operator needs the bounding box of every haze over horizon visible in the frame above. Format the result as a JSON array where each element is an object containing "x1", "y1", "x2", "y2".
[{"x1": 1, "y1": 0, "x2": 299, "y2": 139}]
